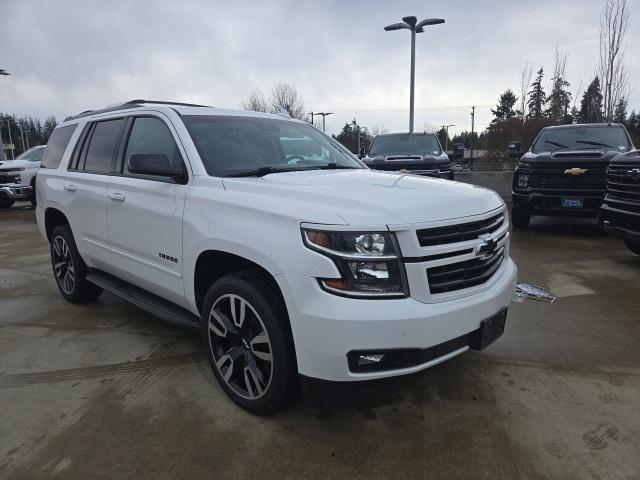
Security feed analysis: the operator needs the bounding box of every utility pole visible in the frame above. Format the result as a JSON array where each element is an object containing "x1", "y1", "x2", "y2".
[
  {"x1": 469, "y1": 106, "x2": 475, "y2": 169},
  {"x1": 316, "y1": 112, "x2": 334, "y2": 132},
  {"x1": 439, "y1": 124, "x2": 455, "y2": 152}
]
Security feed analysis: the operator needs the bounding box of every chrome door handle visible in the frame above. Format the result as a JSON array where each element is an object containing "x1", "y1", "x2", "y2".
[
  {"x1": 108, "y1": 192, "x2": 126, "y2": 202},
  {"x1": 64, "y1": 184, "x2": 77, "y2": 192}
]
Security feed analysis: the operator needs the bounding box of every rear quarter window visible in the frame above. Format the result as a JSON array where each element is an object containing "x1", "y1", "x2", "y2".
[{"x1": 42, "y1": 125, "x2": 77, "y2": 169}]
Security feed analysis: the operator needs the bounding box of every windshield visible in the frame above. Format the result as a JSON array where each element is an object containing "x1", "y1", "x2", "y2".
[
  {"x1": 16, "y1": 147, "x2": 45, "y2": 162},
  {"x1": 532, "y1": 126, "x2": 632, "y2": 153},
  {"x1": 369, "y1": 134, "x2": 442, "y2": 156},
  {"x1": 182, "y1": 115, "x2": 364, "y2": 176}
]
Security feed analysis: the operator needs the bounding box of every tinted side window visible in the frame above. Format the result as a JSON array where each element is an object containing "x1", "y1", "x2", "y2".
[
  {"x1": 123, "y1": 117, "x2": 182, "y2": 175},
  {"x1": 84, "y1": 119, "x2": 124, "y2": 173},
  {"x1": 42, "y1": 125, "x2": 77, "y2": 169}
]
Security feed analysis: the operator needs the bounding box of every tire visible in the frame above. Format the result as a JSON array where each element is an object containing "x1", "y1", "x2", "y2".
[
  {"x1": 0, "y1": 199, "x2": 14, "y2": 209},
  {"x1": 201, "y1": 271, "x2": 295, "y2": 414},
  {"x1": 511, "y1": 206, "x2": 530, "y2": 229},
  {"x1": 50, "y1": 225, "x2": 103, "y2": 303},
  {"x1": 30, "y1": 180, "x2": 37, "y2": 207},
  {"x1": 623, "y1": 238, "x2": 640, "y2": 256}
]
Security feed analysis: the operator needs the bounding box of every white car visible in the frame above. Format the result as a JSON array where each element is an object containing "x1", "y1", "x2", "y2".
[
  {"x1": 0, "y1": 145, "x2": 45, "y2": 207},
  {"x1": 36, "y1": 100, "x2": 517, "y2": 413}
]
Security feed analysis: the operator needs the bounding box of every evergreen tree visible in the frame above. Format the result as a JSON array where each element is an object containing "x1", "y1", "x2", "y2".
[
  {"x1": 527, "y1": 68, "x2": 546, "y2": 118},
  {"x1": 613, "y1": 98, "x2": 627, "y2": 124},
  {"x1": 545, "y1": 74, "x2": 571, "y2": 121},
  {"x1": 491, "y1": 89, "x2": 518, "y2": 124},
  {"x1": 333, "y1": 121, "x2": 372, "y2": 156},
  {"x1": 579, "y1": 77, "x2": 604, "y2": 123}
]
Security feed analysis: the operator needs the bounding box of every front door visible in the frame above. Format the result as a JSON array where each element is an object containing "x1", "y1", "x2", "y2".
[{"x1": 105, "y1": 114, "x2": 189, "y2": 307}]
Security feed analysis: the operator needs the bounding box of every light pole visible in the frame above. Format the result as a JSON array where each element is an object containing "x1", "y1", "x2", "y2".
[
  {"x1": 0, "y1": 70, "x2": 8, "y2": 161},
  {"x1": 316, "y1": 112, "x2": 333, "y2": 132},
  {"x1": 439, "y1": 124, "x2": 455, "y2": 152},
  {"x1": 384, "y1": 16, "x2": 444, "y2": 133}
]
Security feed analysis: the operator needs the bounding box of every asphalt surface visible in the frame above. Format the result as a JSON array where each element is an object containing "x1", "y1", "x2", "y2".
[{"x1": 1, "y1": 204, "x2": 640, "y2": 480}]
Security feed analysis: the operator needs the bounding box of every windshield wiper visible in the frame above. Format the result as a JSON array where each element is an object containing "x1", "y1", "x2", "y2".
[
  {"x1": 544, "y1": 140, "x2": 569, "y2": 149},
  {"x1": 317, "y1": 162, "x2": 359, "y2": 170},
  {"x1": 224, "y1": 166, "x2": 309, "y2": 177},
  {"x1": 575, "y1": 140, "x2": 614, "y2": 148}
]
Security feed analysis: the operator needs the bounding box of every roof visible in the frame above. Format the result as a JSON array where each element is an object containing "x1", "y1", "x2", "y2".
[
  {"x1": 63, "y1": 99, "x2": 294, "y2": 124},
  {"x1": 544, "y1": 123, "x2": 624, "y2": 129},
  {"x1": 374, "y1": 132, "x2": 438, "y2": 137}
]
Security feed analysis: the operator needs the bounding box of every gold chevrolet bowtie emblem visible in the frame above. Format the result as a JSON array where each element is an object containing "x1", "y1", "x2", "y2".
[{"x1": 564, "y1": 167, "x2": 588, "y2": 176}]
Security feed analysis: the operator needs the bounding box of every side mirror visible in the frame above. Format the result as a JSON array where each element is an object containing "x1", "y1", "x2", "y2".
[
  {"x1": 128, "y1": 153, "x2": 177, "y2": 176},
  {"x1": 508, "y1": 141, "x2": 523, "y2": 159}
]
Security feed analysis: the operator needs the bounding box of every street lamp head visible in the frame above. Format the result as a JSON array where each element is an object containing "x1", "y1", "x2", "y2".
[
  {"x1": 401, "y1": 16, "x2": 417, "y2": 27},
  {"x1": 416, "y1": 18, "x2": 445, "y2": 29},
  {"x1": 384, "y1": 22, "x2": 409, "y2": 31}
]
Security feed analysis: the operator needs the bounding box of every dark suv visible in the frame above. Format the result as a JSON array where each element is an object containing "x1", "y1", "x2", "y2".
[
  {"x1": 599, "y1": 149, "x2": 640, "y2": 255},
  {"x1": 362, "y1": 132, "x2": 453, "y2": 179},
  {"x1": 512, "y1": 123, "x2": 634, "y2": 228}
]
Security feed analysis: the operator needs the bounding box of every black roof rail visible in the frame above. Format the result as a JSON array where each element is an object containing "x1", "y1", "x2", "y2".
[{"x1": 64, "y1": 99, "x2": 212, "y2": 122}]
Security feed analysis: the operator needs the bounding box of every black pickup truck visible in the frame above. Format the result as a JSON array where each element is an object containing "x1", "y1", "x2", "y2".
[
  {"x1": 362, "y1": 132, "x2": 454, "y2": 179},
  {"x1": 512, "y1": 123, "x2": 634, "y2": 228},
  {"x1": 599, "y1": 149, "x2": 640, "y2": 255}
]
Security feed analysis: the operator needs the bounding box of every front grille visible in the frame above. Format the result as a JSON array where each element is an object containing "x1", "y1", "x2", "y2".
[
  {"x1": 527, "y1": 161, "x2": 608, "y2": 191},
  {"x1": 427, "y1": 247, "x2": 504, "y2": 294},
  {"x1": 607, "y1": 161, "x2": 640, "y2": 204},
  {"x1": 0, "y1": 173, "x2": 20, "y2": 184},
  {"x1": 416, "y1": 213, "x2": 503, "y2": 247}
]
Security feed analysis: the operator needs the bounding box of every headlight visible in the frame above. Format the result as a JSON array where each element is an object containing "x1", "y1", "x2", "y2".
[
  {"x1": 302, "y1": 229, "x2": 408, "y2": 298},
  {"x1": 517, "y1": 174, "x2": 529, "y2": 188}
]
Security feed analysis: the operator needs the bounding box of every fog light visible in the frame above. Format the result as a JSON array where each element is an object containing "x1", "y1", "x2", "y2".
[
  {"x1": 517, "y1": 174, "x2": 529, "y2": 188},
  {"x1": 358, "y1": 354, "x2": 385, "y2": 366}
]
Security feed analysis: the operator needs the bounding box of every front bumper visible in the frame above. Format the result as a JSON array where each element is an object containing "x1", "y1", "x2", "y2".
[
  {"x1": 276, "y1": 257, "x2": 517, "y2": 382},
  {"x1": 0, "y1": 184, "x2": 33, "y2": 201},
  {"x1": 512, "y1": 191, "x2": 604, "y2": 217},
  {"x1": 598, "y1": 201, "x2": 640, "y2": 240}
]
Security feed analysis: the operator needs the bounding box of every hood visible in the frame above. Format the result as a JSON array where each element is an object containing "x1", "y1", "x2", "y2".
[
  {"x1": 520, "y1": 149, "x2": 622, "y2": 164},
  {"x1": 222, "y1": 169, "x2": 503, "y2": 226},
  {"x1": 0, "y1": 159, "x2": 38, "y2": 170}
]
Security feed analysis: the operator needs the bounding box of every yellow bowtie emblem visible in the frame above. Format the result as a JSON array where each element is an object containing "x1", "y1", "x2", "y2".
[{"x1": 564, "y1": 167, "x2": 588, "y2": 176}]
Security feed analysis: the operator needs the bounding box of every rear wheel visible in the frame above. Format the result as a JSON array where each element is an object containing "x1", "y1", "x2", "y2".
[
  {"x1": 201, "y1": 272, "x2": 294, "y2": 414},
  {"x1": 623, "y1": 238, "x2": 640, "y2": 256},
  {"x1": 50, "y1": 225, "x2": 103, "y2": 303},
  {"x1": 511, "y1": 206, "x2": 530, "y2": 229}
]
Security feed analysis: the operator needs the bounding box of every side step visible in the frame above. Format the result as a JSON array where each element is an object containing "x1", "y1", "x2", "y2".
[{"x1": 86, "y1": 270, "x2": 201, "y2": 331}]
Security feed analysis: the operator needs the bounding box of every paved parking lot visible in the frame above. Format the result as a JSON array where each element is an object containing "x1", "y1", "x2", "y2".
[{"x1": 1, "y1": 204, "x2": 640, "y2": 480}]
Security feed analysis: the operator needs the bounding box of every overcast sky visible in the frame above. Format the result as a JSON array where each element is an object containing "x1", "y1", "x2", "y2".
[{"x1": 1, "y1": 0, "x2": 638, "y2": 136}]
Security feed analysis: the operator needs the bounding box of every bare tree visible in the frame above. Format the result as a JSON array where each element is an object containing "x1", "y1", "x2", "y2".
[
  {"x1": 545, "y1": 45, "x2": 571, "y2": 120},
  {"x1": 371, "y1": 126, "x2": 388, "y2": 136},
  {"x1": 241, "y1": 89, "x2": 269, "y2": 112},
  {"x1": 269, "y1": 83, "x2": 305, "y2": 119},
  {"x1": 518, "y1": 63, "x2": 533, "y2": 119},
  {"x1": 598, "y1": 0, "x2": 630, "y2": 121}
]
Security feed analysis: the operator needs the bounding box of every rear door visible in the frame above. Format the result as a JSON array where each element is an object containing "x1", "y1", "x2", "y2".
[
  {"x1": 105, "y1": 114, "x2": 189, "y2": 307},
  {"x1": 64, "y1": 118, "x2": 125, "y2": 269}
]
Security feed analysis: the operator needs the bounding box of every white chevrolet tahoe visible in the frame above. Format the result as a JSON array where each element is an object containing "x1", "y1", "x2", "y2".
[
  {"x1": 0, "y1": 145, "x2": 45, "y2": 207},
  {"x1": 36, "y1": 100, "x2": 517, "y2": 413}
]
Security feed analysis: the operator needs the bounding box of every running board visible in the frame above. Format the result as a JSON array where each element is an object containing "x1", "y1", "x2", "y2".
[{"x1": 86, "y1": 270, "x2": 201, "y2": 331}]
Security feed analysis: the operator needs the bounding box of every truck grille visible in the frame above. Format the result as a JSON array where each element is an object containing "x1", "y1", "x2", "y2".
[
  {"x1": 416, "y1": 213, "x2": 503, "y2": 246},
  {"x1": 0, "y1": 173, "x2": 20, "y2": 184},
  {"x1": 606, "y1": 161, "x2": 640, "y2": 203},
  {"x1": 427, "y1": 247, "x2": 505, "y2": 294},
  {"x1": 528, "y1": 161, "x2": 608, "y2": 191}
]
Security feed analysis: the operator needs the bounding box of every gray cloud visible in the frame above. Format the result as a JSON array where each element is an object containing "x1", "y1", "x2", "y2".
[{"x1": 1, "y1": 0, "x2": 638, "y2": 136}]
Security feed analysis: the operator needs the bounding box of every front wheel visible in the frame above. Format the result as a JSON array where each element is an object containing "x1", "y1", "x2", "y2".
[
  {"x1": 201, "y1": 272, "x2": 295, "y2": 414},
  {"x1": 623, "y1": 238, "x2": 640, "y2": 256}
]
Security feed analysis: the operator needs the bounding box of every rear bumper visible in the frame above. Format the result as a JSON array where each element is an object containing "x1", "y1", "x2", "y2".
[
  {"x1": 512, "y1": 191, "x2": 604, "y2": 217},
  {"x1": 0, "y1": 184, "x2": 33, "y2": 201}
]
